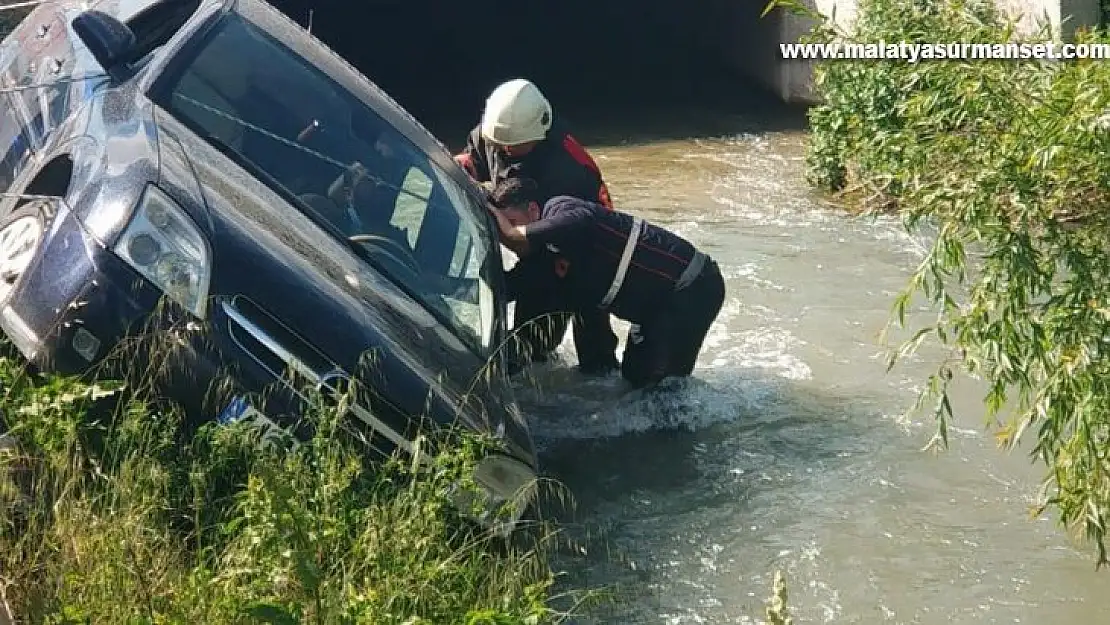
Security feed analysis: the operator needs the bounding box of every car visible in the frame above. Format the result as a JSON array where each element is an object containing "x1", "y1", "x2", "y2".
[{"x1": 0, "y1": 0, "x2": 539, "y2": 534}]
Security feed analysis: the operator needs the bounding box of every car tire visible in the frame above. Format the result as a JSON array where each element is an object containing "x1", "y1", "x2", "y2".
[
  {"x1": 0, "y1": 200, "x2": 53, "y2": 309},
  {"x1": 0, "y1": 201, "x2": 55, "y2": 379}
]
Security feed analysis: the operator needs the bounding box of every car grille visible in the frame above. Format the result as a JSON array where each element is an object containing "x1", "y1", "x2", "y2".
[{"x1": 221, "y1": 294, "x2": 404, "y2": 462}]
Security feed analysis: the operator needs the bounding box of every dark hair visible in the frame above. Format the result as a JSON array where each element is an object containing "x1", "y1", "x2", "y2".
[{"x1": 490, "y1": 177, "x2": 541, "y2": 210}]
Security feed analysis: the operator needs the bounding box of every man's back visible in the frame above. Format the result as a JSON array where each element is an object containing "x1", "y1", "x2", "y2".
[{"x1": 529, "y1": 196, "x2": 703, "y2": 325}]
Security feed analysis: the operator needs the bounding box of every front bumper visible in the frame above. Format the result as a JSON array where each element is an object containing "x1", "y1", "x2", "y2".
[
  {"x1": 0, "y1": 199, "x2": 275, "y2": 423},
  {"x1": 1, "y1": 197, "x2": 155, "y2": 370}
]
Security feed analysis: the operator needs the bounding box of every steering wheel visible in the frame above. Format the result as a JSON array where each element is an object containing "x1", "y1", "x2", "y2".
[{"x1": 349, "y1": 233, "x2": 422, "y2": 282}]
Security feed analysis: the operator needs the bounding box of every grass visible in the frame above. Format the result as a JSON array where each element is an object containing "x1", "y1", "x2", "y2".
[{"x1": 0, "y1": 334, "x2": 582, "y2": 624}]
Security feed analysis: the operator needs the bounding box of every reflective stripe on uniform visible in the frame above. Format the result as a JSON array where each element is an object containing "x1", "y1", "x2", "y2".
[
  {"x1": 675, "y1": 251, "x2": 707, "y2": 292},
  {"x1": 599, "y1": 217, "x2": 644, "y2": 309}
]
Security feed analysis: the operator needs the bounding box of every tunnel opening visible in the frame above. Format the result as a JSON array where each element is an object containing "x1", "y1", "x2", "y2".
[{"x1": 267, "y1": 0, "x2": 811, "y2": 149}]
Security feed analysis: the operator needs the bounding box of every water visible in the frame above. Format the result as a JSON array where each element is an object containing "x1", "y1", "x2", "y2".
[{"x1": 486, "y1": 107, "x2": 1110, "y2": 623}]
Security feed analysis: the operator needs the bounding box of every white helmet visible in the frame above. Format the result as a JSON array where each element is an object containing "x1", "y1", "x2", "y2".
[{"x1": 480, "y1": 79, "x2": 553, "y2": 146}]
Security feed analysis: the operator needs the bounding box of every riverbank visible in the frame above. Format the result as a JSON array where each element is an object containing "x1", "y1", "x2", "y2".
[
  {"x1": 0, "y1": 344, "x2": 573, "y2": 623},
  {"x1": 0, "y1": 8, "x2": 562, "y2": 623},
  {"x1": 798, "y1": 0, "x2": 1110, "y2": 567}
]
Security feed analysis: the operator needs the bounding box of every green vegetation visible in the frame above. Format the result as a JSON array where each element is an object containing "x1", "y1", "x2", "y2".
[
  {"x1": 764, "y1": 570, "x2": 794, "y2": 625},
  {"x1": 0, "y1": 344, "x2": 573, "y2": 623},
  {"x1": 767, "y1": 0, "x2": 1110, "y2": 567}
]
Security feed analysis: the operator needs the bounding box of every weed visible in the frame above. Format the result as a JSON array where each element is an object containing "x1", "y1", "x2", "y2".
[{"x1": 0, "y1": 345, "x2": 575, "y2": 623}]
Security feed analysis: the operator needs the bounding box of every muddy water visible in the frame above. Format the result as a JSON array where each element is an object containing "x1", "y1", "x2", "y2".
[{"x1": 494, "y1": 107, "x2": 1110, "y2": 623}]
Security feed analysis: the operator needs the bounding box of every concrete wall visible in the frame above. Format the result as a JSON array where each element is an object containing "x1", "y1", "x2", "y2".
[
  {"x1": 267, "y1": 0, "x2": 1101, "y2": 112},
  {"x1": 729, "y1": 0, "x2": 1103, "y2": 105}
]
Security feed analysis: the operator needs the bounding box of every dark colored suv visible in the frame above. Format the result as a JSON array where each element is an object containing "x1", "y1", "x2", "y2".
[{"x1": 0, "y1": 0, "x2": 538, "y2": 533}]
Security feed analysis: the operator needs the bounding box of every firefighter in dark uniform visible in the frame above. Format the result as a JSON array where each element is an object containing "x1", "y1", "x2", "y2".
[
  {"x1": 486, "y1": 177, "x2": 727, "y2": 389},
  {"x1": 454, "y1": 78, "x2": 620, "y2": 375}
]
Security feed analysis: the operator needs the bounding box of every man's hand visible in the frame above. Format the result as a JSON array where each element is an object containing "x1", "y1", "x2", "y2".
[
  {"x1": 487, "y1": 205, "x2": 531, "y2": 257},
  {"x1": 329, "y1": 161, "x2": 372, "y2": 207},
  {"x1": 454, "y1": 153, "x2": 477, "y2": 178}
]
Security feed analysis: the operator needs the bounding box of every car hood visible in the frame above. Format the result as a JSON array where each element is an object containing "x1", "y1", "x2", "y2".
[{"x1": 152, "y1": 111, "x2": 536, "y2": 468}]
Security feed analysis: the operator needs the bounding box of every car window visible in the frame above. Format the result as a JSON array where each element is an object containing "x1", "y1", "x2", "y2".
[
  {"x1": 153, "y1": 12, "x2": 497, "y2": 354},
  {"x1": 393, "y1": 168, "x2": 430, "y2": 249},
  {"x1": 123, "y1": 0, "x2": 202, "y2": 66},
  {"x1": 383, "y1": 163, "x2": 491, "y2": 343}
]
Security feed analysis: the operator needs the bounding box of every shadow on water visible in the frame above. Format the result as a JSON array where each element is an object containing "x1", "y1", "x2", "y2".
[
  {"x1": 426, "y1": 61, "x2": 813, "y2": 153},
  {"x1": 514, "y1": 368, "x2": 890, "y2": 619},
  {"x1": 271, "y1": 1, "x2": 810, "y2": 150}
]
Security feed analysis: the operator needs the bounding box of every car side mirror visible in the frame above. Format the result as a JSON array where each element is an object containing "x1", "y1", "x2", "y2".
[{"x1": 71, "y1": 10, "x2": 137, "y2": 83}]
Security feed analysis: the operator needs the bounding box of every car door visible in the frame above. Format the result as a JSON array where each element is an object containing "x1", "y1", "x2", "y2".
[{"x1": 0, "y1": 5, "x2": 68, "y2": 192}]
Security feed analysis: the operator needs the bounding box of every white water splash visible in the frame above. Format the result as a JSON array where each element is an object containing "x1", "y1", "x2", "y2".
[
  {"x1": 510, "y1": 286, "x2": 811, "y2": 446},
  {"x1": 705, "y1": 327, "x2": 812, "y2": 381},
  {"x1": 724, "y1": 263, "x2": 790, "y2": 291},
  {"x1": 519, "y1": 367, "x2": 783, "y2": 448}
]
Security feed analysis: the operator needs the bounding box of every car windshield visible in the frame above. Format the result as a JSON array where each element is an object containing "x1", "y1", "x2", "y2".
[{"x1": 151, "y1": 11, "x2": 497, "y2": 354}]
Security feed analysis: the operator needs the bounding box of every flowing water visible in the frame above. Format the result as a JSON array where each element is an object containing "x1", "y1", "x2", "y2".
[{"x1": 469, "y1": 100, "x2": 1110, "y2": 624}]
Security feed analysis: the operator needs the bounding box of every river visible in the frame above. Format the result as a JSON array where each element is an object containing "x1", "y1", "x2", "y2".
[{"x1": 444, "y1": 89, "x2": 1110, "y2": 623}]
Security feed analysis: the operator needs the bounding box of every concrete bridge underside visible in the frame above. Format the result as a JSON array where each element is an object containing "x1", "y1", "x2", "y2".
[{"x1": 268, "y1": 0, "x2": 1102, "y2": 120}]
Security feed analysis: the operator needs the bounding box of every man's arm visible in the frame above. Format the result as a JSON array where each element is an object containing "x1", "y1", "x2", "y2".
[
  {"x1": 558, "y1": 133, "x2": 614, "y2": 209},
  {"x1": 521, "y1": 200, "x2": 596, "y2": 254},
  {"x1": 489, "y1": 199, "x2": 596, "y2": 258},
  {"x1": 454, "y1": 127, "x2": 491, "y2": 182},
  {"x1": 489, "y1": 209, "x2": 531, "y2": 257}
]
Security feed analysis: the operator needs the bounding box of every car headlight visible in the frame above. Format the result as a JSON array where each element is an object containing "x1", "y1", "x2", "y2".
[
  {"x1": 113, "y1": 185, "x2": 212, "y2": 320},
  {"x1": 451, "y1": 453, "x2": 538, "y2": 538}
]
